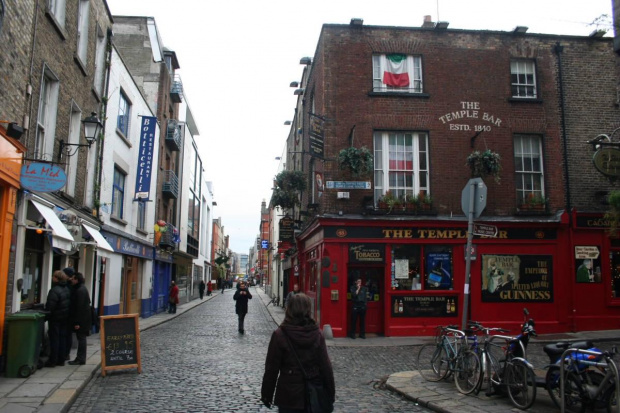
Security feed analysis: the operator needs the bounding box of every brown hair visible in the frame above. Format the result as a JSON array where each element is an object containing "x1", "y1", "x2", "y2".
[
  {"x1": 283, "y1": 293, "x2": 316, "y2": 327},
  {"x1": 52, "y1": 270, "x2": 67, "y2": 282}
]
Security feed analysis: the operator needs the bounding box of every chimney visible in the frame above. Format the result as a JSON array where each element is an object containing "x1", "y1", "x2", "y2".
[{"x1": 422, "y1": 15, "x2": 435, "y2": 28}]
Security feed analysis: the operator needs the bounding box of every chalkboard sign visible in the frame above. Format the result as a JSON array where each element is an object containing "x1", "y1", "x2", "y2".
[{"x1": 100, "y1": 314, "x2": 142, "y2": 376}]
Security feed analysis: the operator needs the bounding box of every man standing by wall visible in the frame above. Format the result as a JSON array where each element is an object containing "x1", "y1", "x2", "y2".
[{"x1": 349, "y1": 278, "x2": 368, "y2": 339}]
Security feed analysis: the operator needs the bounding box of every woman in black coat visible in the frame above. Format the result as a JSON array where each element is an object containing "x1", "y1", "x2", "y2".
[
  {"x1": 261, "y1": 293, "x2": 335, "y2": 412},
  {"x1": 233, "y1": 281, "x2": 252, "y2": 334},
  {"x1": 68, "y1": 272, "x2": 91, "y2": 365}
]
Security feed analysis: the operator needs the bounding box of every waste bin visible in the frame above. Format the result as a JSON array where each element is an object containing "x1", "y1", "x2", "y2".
[{"x1": 6, "y1": 311, "x2": 46, "y2": 378}]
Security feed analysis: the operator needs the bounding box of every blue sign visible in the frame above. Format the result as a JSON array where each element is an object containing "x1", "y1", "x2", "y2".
[
  {"x1": 134, "y1": 116, "x2": 156, "y2": 200},
  {"x1": 20, "y1": 163, "x2": 67, "y2": 192},
  {"x1": 100, "y1": 231, "x2": 153, "y2": 259},
  {"x1": 325, "y1": 181, "x2": 371, "y2": 189},
  {"x1": 261, "y1": 240, "x2": 269, "y2": 249}
]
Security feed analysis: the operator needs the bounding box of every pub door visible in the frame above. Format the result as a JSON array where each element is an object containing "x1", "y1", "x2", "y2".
[{"x1": 348, "y1": 266, "x2": 384, "y2": 335}]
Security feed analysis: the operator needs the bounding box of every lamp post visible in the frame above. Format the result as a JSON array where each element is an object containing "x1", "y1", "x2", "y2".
[{"x1": 58, "y1": 112, "x2": 102, "y2": 161}]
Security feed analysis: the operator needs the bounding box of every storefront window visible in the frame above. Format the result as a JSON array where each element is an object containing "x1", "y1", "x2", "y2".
[
  {"x1": 21, "y1": 230, "x2": 45, "y2": 309},
  {"x1": 610, "y1": 251, "x2": 620, "y2": 299},
  {"x1": 390, "y1": 245, "x2": 453, "y2": 291},
  {"x1": 425, "y1": 246, "x2": 453, "y2": 290},
  {"x1": 391, "y1": 245, "x2": 421, "y2": 290}
]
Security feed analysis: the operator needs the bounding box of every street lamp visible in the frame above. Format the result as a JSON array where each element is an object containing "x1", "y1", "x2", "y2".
[{"x1": 58, "y1": 112, "x2": 102, "y2": 161}]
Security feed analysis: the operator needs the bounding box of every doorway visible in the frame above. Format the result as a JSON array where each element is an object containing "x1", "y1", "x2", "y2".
[{"x1": 348, "y1": 266, "x2": 384, "y2": 334}]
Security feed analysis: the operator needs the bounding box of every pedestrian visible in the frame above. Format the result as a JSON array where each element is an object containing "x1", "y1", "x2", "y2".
[
  {"x1": 349, "y1": 278, "x2": 368, "y2": 339},
  {"x1": 285, "y1": 283, "x2": 300, "y2": 308},
  {"x1": 68, "y1": 272, "x2": 91, "y2": 365},
  {"x1": 233, "y1": 281, "x2": 252, "y2": 334},
  {"x1": 261, "y1": 293, "x2": 335, "y2": 412},
  {"x1": 207, "y1": 281, "x2": 212, "y2": 296},
  {"x1": 168, "y1": 281, "x2": 179, "y2": 313},
  {"x1": 199, "y1": 279, "x2": 206, "y2": 300},
  {"x1": 221, "y1": 278, "x2": 226, "y2": 294},
  {"x1": 44, "y1": 270, "x2": 71, "y2": 367},
  {"x1": 62, "y1": 267, "x2": 75, "y2": 362}
]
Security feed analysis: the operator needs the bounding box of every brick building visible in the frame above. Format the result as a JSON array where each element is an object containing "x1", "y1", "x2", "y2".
[{"x1": 276, "y1": 18, "x2": 619, "y2": 337}]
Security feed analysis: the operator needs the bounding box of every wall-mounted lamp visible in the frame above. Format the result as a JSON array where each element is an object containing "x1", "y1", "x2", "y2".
[
  {"x1": 289, "y1": 81, "x2": 299, "y2": 88},
  {"x1": 0, "y1": 121, "x2": 24, "y2": 139},
  {"x1": 284, "y1": 121, "x2": 292, "y2": 125},
  {"x1": 299, "y1": 57, "x2": 312, "y2": 65},
  {"x1": 294, "y1": 88, "x2": 304, "y2": 96},
  {"x1": 58, "y1": 112, "x2": 102, "y2": 161}
]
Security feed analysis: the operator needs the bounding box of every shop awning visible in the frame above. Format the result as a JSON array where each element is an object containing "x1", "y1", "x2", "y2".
[
  {"x1": 30, "y1": 199, "x2": 74, "y2": 250},
  {"x1": 81, "y1": 220, "x2": 114, "y2": 252}
]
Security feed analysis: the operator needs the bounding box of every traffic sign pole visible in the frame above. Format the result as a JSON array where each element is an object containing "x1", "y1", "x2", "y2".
[{"x1": 462, "y1": 181, "x2": 476, "y2": 331}]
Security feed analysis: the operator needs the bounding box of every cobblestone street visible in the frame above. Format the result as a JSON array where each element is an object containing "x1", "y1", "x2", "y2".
[{"x1": 68, "y1": 288, "x2": 424, "y2": 412}]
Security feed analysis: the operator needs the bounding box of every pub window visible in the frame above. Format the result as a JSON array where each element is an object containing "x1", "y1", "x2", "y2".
[
  {"x1": 392, "y1": 244, "x2": 421, "y2": 290},
  {"x1": 391, "y1": 244, "x2": 453, "y2": 291},
  {"x1": 610, "y1": 251, "x2": 620, "y2": 299},
  {"x1": 510, "y1": 59, "x2": 537, "y2": 98},
  {"x1": 425, "y1": 245, "x2": 453, "y2": 290}
]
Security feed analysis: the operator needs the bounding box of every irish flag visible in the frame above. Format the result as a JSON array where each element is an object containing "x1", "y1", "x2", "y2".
[{"x1": 383, "y1": 54, "x2": 409, "y2": 87}]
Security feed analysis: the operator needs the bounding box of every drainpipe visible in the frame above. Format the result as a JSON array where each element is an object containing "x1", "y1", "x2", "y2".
[{"x1": 555, "y1": 42, "x2": 577, "y2": 332}]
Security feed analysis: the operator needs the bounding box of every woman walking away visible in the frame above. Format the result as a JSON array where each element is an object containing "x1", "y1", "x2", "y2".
[
  {"x1": 261, "y1": 293, "x2": 335, "y2": 412},
  {"x1": 168, "y1": 281, "x2": 179, "y2": 313}
]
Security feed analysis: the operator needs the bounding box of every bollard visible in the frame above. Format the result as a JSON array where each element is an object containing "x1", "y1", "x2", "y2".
[{"x1": 322, "y1": 324, "x2": 333, "y2": 339}]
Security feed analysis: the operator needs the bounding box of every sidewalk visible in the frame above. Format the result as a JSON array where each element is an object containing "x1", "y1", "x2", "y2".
[
  {"x1": 2, "y1": 287, "x2": 619, "y2": 413},
  {"x1": 0, "y1": 292, "x2": 216, "y2": 413}
]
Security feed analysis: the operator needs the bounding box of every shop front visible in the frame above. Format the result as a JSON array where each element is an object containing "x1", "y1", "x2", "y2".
[
  {"x1": 298, "y1": 216, "x2": 571, "y2": 337},
  {"x1": 153, "y1": 250, "x2": 173, "y2": 314}
]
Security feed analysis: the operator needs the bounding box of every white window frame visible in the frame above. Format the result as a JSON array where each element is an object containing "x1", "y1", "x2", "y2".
[
  {"x1": 514, "y1": 134, "x2": 545, "y2": 204},
  {"x1": 93, "y1": 25, "x2": 106, "y2": 96},
  {"x1": 510, "y1": 60, "x2": 537, "y2": 98},
  {"x1": 64, "y1": 104, "x2": 82, "y2": 196},
  {"x1": 117, "y1": 91, "x2": 131, "y2": 137},
  {"x1": 373, "y1": 131, "x2": 429, "y2": 204},
  {"x1": 36, "y1": 66, "x2": 60, "y2": 160},
  {"x1": 47, "y1": 0, "x2": 66, "y2": 28},
  {"x1": 76, "y1": 0, "x2": 90, "y2": 64},
  {"x1": 373, "y1": 54, "x2": 423, "y2": 93},
  {"x1": 112, "y1": 167, "x2": 126, "y2": 219}
]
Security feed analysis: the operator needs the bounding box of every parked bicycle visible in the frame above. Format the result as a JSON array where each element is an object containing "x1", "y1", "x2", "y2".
[
  {"x1": 417, "y1": 324, "x2": 482, "y2": 394},
  {"x1": 266, "y1": 296, "x2": 280, "y2": 307},
  {"x1": 469, "y1": 308, "x2": 537, "y2": 410}
]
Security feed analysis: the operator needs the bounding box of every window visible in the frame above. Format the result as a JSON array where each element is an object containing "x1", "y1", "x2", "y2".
[
  {"x1": 511, "y1": 60, "x2": 537, "y2": 98},
  {"x1": 187, "y1": 146, "x2": 201, "y2": 239},
  {"x1": 47, "y1": 0, "x2": 66, "y2": 27},
  {"x1": 93, "y1": 26, "x2": 106, "y2": 96},
  {"x1": 391, "y1": 245, "x2": 453, "y2": 291},
  {"x1": 112, "y1": 167, "x2": 126, "y2": 219},
  {"x1": 137, "y1": 201, "x2": 146, "y2": 231},
  {"x1": 514, "y1": 134, "x2": 544, "y2": 204},
  {"x1": 64, "y1": 104, "x2": 82, "y2": 196},
  {"x1": 76, "y1": 0, "x2": 90, "y2": 64},
  {"x1": 374, "y1": 131, "x2": 429, "y2": 204},
  {"x1": 35, "y1": 67, "x2": 60, "y2": 159},
  {"x1": 373, "y1": 54, "x2": 423, "y2": 93},
  {"x1": 117, "y1": 91, "x2": 130, "y2": 137}
]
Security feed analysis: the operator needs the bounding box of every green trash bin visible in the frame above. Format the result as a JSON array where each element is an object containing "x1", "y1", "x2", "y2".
[{"x1": 6, "y1": 312, "x2": 46, "y2": 378}]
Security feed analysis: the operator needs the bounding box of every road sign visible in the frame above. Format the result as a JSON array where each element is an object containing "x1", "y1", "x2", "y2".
[
  {"x1": 461, "y1": 178, "x2": 487, "y2": 218},
  {"x1": 473, "y1": 223, "x2": 498, "y2": 237}
]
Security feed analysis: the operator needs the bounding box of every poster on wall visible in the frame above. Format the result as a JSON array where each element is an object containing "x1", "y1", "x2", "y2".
[
  {"x1": 391, "y1": 295, "x2": 458, "y2": 317},
  {"x1": 425, "y1": 252, "x2": 452, "y2": 290},
  {"x1": 575, "y1": 246, "x2": 602, "y2": 283},
  {"x1": 481, "y1": 255, "x2": 553, "y2": 302}
]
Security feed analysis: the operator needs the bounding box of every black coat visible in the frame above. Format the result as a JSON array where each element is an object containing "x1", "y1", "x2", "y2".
[
  {"x1": 70, "y1": 283, "x2": 92, "y2": 333},
  {"x1": 45, "y1": 282, "x2": 71, "y2": 322},
  {"x1": 261, "y1": 324, "x2": 335, "y2": 410},
  {"x1": 233, "y1": 288, "x2": 252, "y2": 314}
]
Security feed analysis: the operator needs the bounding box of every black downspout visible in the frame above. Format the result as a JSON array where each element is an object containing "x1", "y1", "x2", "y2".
[{"x1": 554, "y1": 42, "x2": 572, "y2": 223}]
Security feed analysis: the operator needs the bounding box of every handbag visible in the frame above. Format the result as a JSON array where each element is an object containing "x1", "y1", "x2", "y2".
[{"x1": 281, "y1": 329, "x2": 334, "y2": 413}]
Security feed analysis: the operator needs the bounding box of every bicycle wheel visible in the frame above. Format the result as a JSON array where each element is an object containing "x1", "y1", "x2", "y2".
[
  {"x1": 560, "y1": 371, "x2": 587, "y2": 413},
  {"x1": 505, "y1": 359, "x2": 537, "y2": 410},
  {"x1": 545, "y1": 365, "x2": 562, "y2": 409},
  {"x1": 417, "y1": 343, "x2": 449, "y2": 382},
  {"x1": 605, "y1": 383, "x2": 617, "y2": 413},
  {"x1": 454, "y1": 350, "x2": 482, "y2": 395}
]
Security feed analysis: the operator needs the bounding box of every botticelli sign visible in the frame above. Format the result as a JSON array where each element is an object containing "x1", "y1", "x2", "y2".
[
  {"x1": 100, "y1": 314, "x2": 142, "y2": 376},
  {"x1": 593, "y1": 147, "x2": 620, "y2": 177}
]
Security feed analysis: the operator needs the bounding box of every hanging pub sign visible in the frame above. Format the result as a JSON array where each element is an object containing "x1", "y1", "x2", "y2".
[
  {"x1": 134, "y1": 116, "x2": 156, "y2": 200},
  {"x1": 308, "y1": 113, "x2": 324, "y2": 159},
  {"x1": 593, "y1": 147, "x2": 620, "y2": 178},
  {"x1": 481, "y1": 254, "x2": 553, "y2": 302},
  {"x1": 20, "y1": 163, "x2": 67, "y2": 192},
  {"x1": 279, "y1": 215, "x2": 295, "y2": 242},
  {"x1": 349, "y1": 243, "x2": 385, "y2": 264}
]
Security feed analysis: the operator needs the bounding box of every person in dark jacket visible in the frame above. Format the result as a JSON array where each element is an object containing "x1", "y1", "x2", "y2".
[
  {"x1": 68, "y1": 272, "x2": 91, "y2": 365},
  {"x1": 199, "y1": 280, "x2": 206, "y2": 300},
  {"x1": 62, "y1": 267, "x2": 75, "y2": 362},
  {"x1": 261, "y1": 293, "x2": 335, "y2": 412},
  {"x1": 349, "y1": 278, "x2": 368, "y2": 339},
  {"x1": 233, "y1": 281, "x2": 252, "y2": 334},
  {"x1": 168, "y1": 281, "x2": 179, "y2": 313},
  {"x1": 45, "y1": 270, "x2": 71, "y2": 367}
]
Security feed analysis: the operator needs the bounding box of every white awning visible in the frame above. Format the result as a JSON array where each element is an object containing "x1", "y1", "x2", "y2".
[
  {"x1": 81, "y1": 220, "x2": 114, "y2": 252},
  {"x1": 30, "y1": 200, "x2": 74, "y2": 243}
]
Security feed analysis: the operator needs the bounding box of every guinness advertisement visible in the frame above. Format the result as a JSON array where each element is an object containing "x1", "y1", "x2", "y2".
[
  {"x1": 349, "y1": 243, "x2": 384, "y2": 264},
  {"x1": 481, "y1": 254, "x2": 553, "y2": 303}
]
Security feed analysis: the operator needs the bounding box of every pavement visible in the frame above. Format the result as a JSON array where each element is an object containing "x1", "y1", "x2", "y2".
[{"x1": 1, "y1": 286, "x2": 619, "y2": 413}]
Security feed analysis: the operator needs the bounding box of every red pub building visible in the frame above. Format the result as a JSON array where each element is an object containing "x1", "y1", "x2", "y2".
[{"x1": 277, "y1": 18, "x2": 620, "y2": 337}]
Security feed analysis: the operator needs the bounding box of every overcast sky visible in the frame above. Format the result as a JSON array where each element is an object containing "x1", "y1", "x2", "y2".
[{"x1": 105, "y1": 0, "x2": 613, "y2": 254}]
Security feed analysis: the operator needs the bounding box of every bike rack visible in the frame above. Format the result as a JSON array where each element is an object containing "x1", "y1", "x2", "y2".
[{"x1": 559, "y1": 348, "x2": 620, "y2": 413}]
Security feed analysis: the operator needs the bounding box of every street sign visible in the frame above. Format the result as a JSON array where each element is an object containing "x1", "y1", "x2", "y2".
[
  {"x1": 261, "y1": 240, "x2": 269, "y2": 249},
  {"x1": 463, "y1": 244, "x2": 477, "y2": 260},
  {"x1": 473, "y1": 223, "x2": 498, "y2": 237},
  {"x1": 461, "y1": 178, "x2": 487, "y2": 218}
]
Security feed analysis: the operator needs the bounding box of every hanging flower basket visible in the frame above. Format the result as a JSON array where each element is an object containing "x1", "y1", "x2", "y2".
[
  {"x1": 466, "y1": 149, "x2": 501, "y2": 183},
  {"x1": 271, "y1": 170, "x2": 307, "y2": 209},
  {"x1": 338, "y1": 146, "x2": 373, "y2": 178}
]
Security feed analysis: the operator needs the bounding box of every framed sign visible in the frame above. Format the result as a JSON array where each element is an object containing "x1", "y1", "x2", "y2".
[{"x1": 100, "y1": 314, "x2": 142, "y2": 376}]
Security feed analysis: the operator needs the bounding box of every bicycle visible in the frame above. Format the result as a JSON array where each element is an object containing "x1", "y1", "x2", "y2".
[
  {"x1": 471, "y1": 310, "x2": 537, "y2": 410},
  {"x1": 417, "y1": 325, "x2": 482, "y2": 395},
  {"x1": 266, "y1": 296, "x2": 280, "y2": 307},
  {"x1": 556, "y1": 346, "x2": 619, "y2": 413}
]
